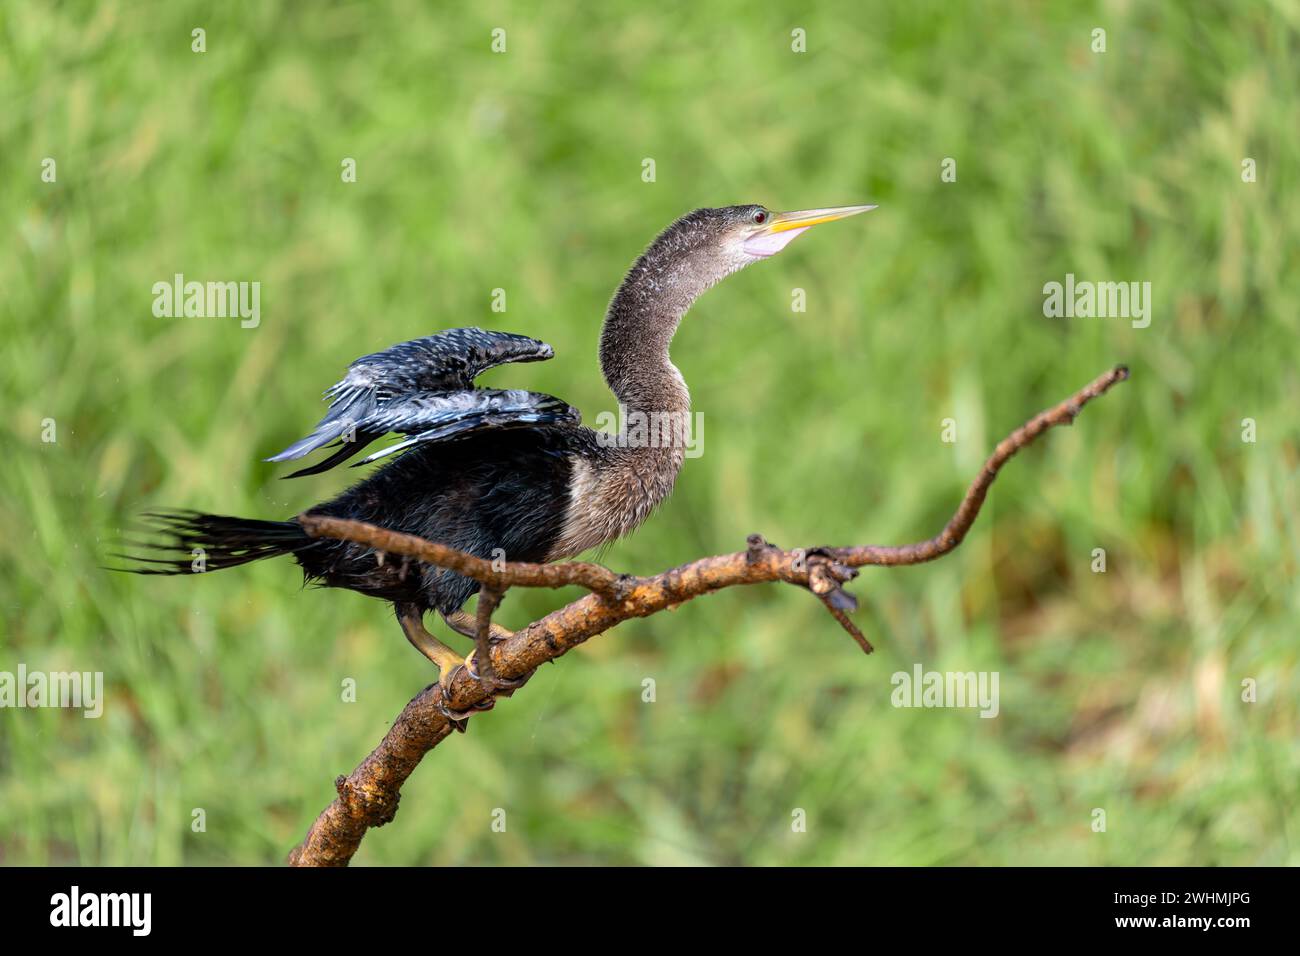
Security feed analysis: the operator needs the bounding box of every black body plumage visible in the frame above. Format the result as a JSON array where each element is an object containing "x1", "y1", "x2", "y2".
[
  {"x1": 123, "y1": 326, "x2": 585, "y2": 614},
  {"x1": 299, "y1": 426, "x2": 589, "y2": 612}
]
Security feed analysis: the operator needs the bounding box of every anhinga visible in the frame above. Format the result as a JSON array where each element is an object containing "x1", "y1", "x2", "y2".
[{"x1": 125, "y1": 204, "x2": 873, "y2": 705}]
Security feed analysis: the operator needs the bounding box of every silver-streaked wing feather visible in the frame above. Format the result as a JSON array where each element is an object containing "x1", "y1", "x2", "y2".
[
  {"x1": 266, "y1": 328, "x2": 574, "y2": 476},
  {"x1": 354, "y1": 389, "x2": 580, "y2": 465}
]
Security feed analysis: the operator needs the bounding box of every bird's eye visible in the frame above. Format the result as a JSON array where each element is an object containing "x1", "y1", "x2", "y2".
[{"x1": 752, "y1": 210, "x2": 768, "y2": 225}]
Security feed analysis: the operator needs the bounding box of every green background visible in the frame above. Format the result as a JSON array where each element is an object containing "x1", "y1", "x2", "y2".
[{"x1": 2, "y1": 1, "x2": 1297, "y2": 865}]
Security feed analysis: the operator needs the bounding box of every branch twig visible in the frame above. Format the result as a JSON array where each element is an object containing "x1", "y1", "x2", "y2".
[{"x1": 286, "y1": 365, "x2": 1128, "y2": 866}]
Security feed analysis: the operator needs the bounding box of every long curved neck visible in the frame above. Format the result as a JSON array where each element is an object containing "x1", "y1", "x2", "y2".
[
  {"x1": 599, "y1": 245, "x2": 715, "y2": 416},
  {"x1": 549, "y1": 224, "x2": 725, "y2": 561}
]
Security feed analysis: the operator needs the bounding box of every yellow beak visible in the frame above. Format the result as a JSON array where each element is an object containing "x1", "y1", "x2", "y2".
[
  {"x1": 765, "y1": 204, "x2": 878, "y2": 233},
  {"x1": 743, "y1": 203, "x2": 876, "y2": 258}
]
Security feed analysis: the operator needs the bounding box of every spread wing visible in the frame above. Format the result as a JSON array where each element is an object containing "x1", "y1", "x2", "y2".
[{"x1": 266, "y1": 327, "x2": 580, "y2": 478}]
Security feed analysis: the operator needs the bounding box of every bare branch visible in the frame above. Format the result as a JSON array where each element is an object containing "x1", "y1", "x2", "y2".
[
  {"x1": 296, "y1": 515, "x2": 633, "y2": 601},
  {"x1": 287, "y1": 365, "x2": 1128, "y2": 866}
]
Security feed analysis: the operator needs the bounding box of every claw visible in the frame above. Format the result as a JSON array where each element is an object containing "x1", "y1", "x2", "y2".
[
  {"x1": 437, "y1": 661, "x2": 465, "y2": 691},
  {"x1": 433, "y1": 664, "x2": 473, "y2": 729},
  {"x1": 436, "y1": 701, "x2": 472, "y2": 732},
  {"x1": 433, "y1": 665, "x2": 496, "y2": 730},
  {"x1": 464, "y1": 649, "x2": 530, "y2": 696}
]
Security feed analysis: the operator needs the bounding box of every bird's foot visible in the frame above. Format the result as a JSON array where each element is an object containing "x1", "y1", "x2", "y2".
[
  {"x1": 433, "y1": 664, "x2": 496, "y2": 730},
  {"x1": 398, "y1": 605, "x2": 497, "y2": 730}
]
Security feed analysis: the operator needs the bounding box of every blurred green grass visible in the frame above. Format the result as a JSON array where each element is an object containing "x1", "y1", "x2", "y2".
[{"x1": 1, "y1": 0, "x2": 1297, "y2": 865}]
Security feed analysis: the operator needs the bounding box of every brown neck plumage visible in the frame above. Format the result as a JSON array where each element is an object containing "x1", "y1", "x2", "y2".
[{"x1": 550, "y1": 215, "x2": 736, "y2": 561}]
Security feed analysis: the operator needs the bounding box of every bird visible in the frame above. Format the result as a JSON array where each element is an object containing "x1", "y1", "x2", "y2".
[{"x1": 121, "y1": 203, "x2": 874, "y2": 713}]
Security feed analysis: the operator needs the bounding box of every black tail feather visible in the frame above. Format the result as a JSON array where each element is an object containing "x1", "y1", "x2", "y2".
[{"x1": 113, "y1": 510, "x2": 315, "y2": 575}]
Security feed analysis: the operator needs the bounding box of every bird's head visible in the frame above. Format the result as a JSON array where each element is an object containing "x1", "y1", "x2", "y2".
[
  {"x1": 652, "y1": 203, "x2": 876, "y2": 287},
  {"x1": 603, "y1": 202, "x2": 876, "y2": 401}
]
